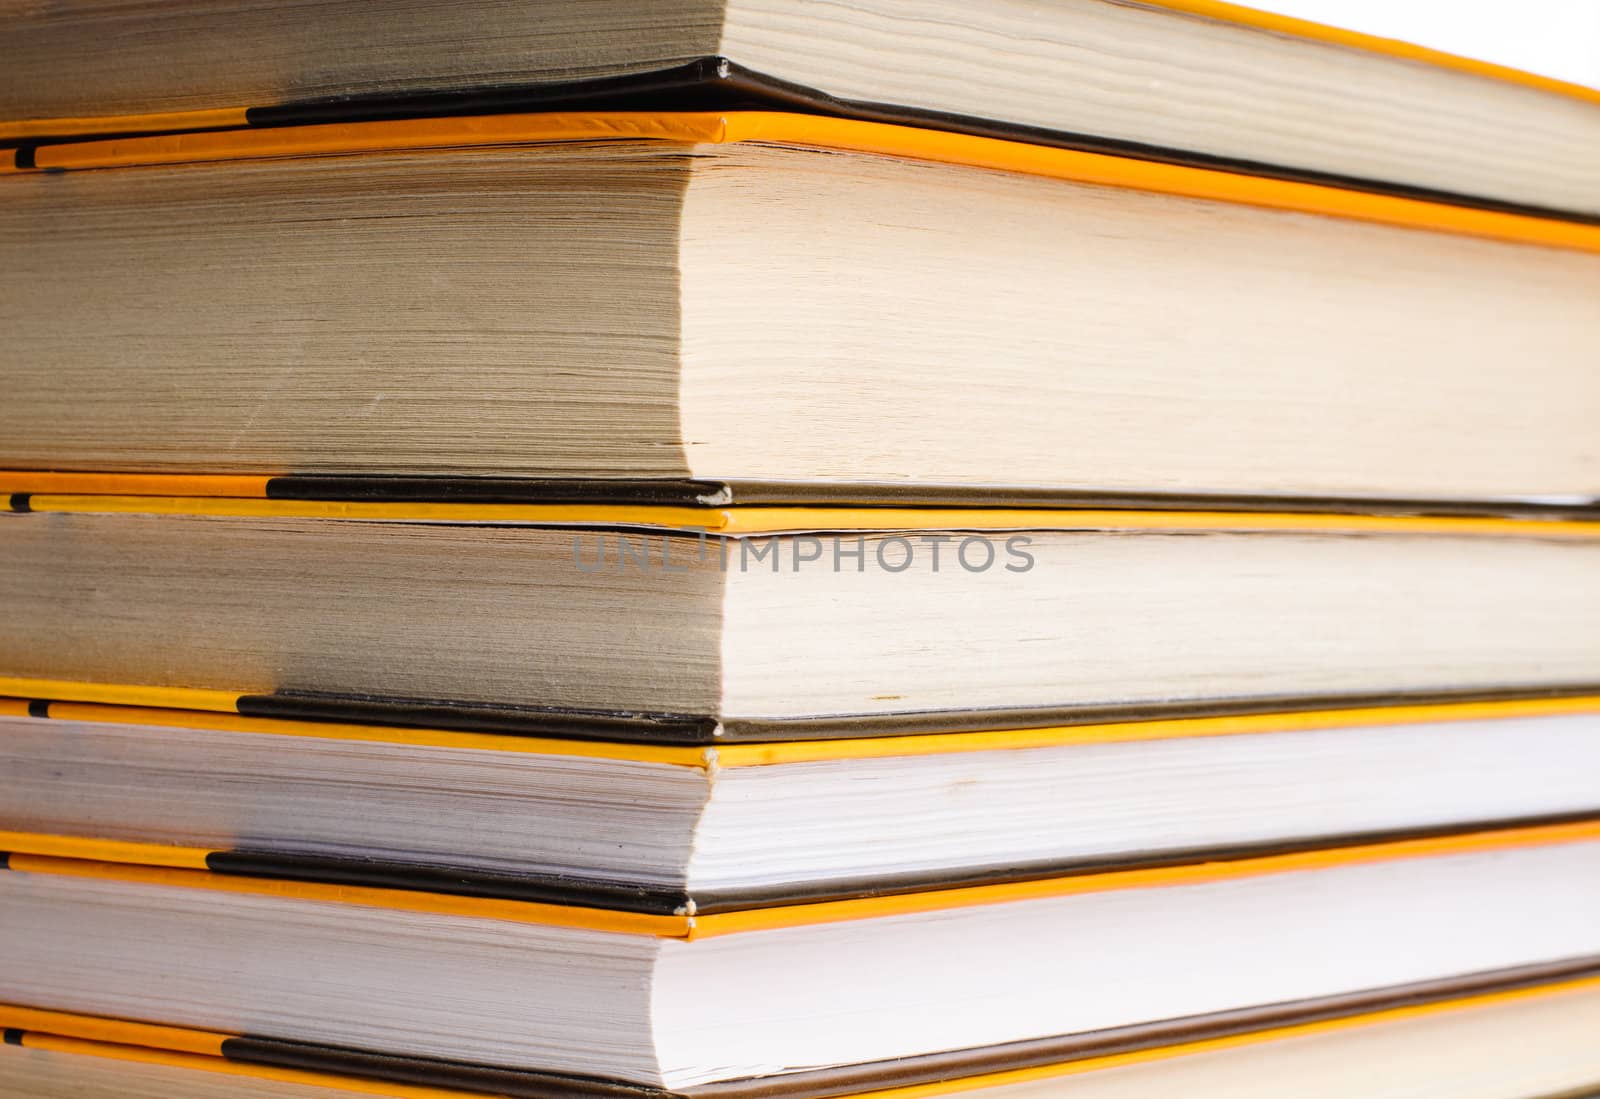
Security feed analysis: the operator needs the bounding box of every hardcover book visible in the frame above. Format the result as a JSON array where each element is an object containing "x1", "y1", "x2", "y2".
[
  {"x1": 3, "y1": 696, "x2": 1600, "y2": 909},
  {"x1": 4, "y1": 117, "x2": 1598, "y2": 506},
  {"x1": 5, "y1": 0, "x2": 1600, "y2": 217},
  {"x1": 2, "y1": 505, "x2": 1598, "y2": 737},
  {"x1": 6, "y1": 971, "x2": 1600, "y2": 1098}
]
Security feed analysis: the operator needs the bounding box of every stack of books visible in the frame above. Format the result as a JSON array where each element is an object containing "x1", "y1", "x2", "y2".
[{"x1": 2, "y1": 3, "x2": 1599, "y2": 1098}]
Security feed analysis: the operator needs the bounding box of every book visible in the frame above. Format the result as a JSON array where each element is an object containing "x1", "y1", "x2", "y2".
[
  {"x1": 3, "y1": 696, "x2": 1600, "y2": 908},
  {"x1": 4, "y1": 116, "x2": 1600, "y2": 507},
  {"x1": 6, "y1": 968, "x2": 1600, "y2": 1098},
  {"x1": 1, "y1": 504, "x2": 1597, "y2": 735},
  {"x1": 3, "y1": 823, "x2": 1600, "y2": 1088},
  {"x1": 4, "y1": 1, "x2": 1599, "y2": 218}
]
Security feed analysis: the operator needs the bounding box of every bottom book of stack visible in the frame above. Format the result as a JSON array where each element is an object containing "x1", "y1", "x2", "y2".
[{"x1": 4, "y1": 968, "x2": 1600, "y2": 1099}]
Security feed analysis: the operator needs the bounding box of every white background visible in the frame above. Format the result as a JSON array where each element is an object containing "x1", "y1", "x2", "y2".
[{"x1": 1256, "y1": 0, "x2": 1600, "y2": 87}]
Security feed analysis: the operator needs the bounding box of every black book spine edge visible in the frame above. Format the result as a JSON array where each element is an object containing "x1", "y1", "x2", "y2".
[
  {"x1": 262, "y1": 476, "x2": 735, "y2": 506},
  {"x1": 224, "y1": 683, "x2": 1600, "y2": 744},
  {"x1": 234, "y1": 692, "x2": 723, "y2": 744},
  {"x1": 8, "y1": 58, "x2": 1599, "y2": 226},
  {"x1": 243, "y1": 57, "x2": 743, "y2": 128},
  {"x1": 248, "y1": 476, "x2": 1600, "y2": 518},
  {"x1": 21, "y1": 684, "x2": 1600, "y2": 745},
  {"x1": 201, "y1": 851, "x2": 693, "y2": 915},
  {"x1": 188, "y1": 808, "x2": 1600, "y2": 915}
]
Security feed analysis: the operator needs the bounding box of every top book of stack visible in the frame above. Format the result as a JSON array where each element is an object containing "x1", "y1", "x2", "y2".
[
  {"x1": 3, "y1": 0, "x2": 1598, "y2": 510},
  {"x1": 7, "y1": 0, "x2": 1600, "y2": 216}
]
